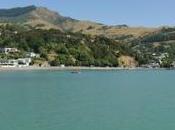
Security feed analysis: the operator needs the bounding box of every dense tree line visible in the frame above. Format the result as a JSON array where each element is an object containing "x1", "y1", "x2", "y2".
[
  {"x1": 141, "y1": 27, "x2": 175, "y2": 43},
  {"x1": 0, "y1": 24, "x2": 134, "y2": 67}
]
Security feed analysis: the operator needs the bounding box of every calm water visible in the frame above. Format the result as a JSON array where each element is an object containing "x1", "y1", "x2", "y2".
[{"x1": 0, "y1": 70, "x2": 175, "y2": 130}]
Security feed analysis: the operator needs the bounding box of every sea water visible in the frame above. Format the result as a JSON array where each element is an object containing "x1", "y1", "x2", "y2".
[{"x1": 0, "y1": 70, "x2": 175, "y2": 130}]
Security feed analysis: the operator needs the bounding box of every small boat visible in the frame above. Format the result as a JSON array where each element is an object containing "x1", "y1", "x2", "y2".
[
  {"x1": 71, "y1": 71, "x2": 81, "y2": 74},
  {"x1": 71, "y1": 67, "x2": 81, "y2": 74}
]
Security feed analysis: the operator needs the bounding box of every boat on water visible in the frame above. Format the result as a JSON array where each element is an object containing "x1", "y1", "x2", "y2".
[
  {"x1": 71, "y1": 67, "x2": 81, "y2": 74},
  {"x1": 71, "y1": 71, "x2": 81, "y2": 74}
]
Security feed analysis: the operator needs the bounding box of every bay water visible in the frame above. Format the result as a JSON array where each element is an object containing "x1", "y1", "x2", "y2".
[{"x1": 0, "y1": 70, "x2": 175, "y2": 130}]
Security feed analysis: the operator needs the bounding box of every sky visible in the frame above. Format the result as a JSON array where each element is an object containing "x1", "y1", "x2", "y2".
[{"x1": 0, "y1": 0, "x2": 175, "y2": 27}]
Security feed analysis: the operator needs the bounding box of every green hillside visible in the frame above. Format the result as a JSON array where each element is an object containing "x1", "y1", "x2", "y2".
[{"x1": 0, "y1": 6, "x2": 175, "y2": 68}]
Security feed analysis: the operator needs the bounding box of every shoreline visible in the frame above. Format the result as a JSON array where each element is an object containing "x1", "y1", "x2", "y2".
[{"x1": 0, "y1": 66, "x2": 170, "y2": 72}]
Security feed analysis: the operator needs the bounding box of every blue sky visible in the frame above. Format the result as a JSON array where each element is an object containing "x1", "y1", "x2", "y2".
[{"x1": 0, "y1": 0, "x2": 175, "y2": 27}]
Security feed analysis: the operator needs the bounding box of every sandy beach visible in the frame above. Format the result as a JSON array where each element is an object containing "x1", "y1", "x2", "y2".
[{"x1": 0, "y1": 66, "x2": 140, "y2": 72}]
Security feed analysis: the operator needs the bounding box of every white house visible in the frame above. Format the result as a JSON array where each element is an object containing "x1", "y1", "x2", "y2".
[
  {"x1": 60, "y1": 64, "x2": 65, "y2": 68},
  {"x1": 0, "y1": 59, "x2": 18, "y2": 67},
  {"x1": 26, "y1": 52, "x2": 40, "y2": 58},
  {"x1": 0, "y1": 48, "x2": 19, "y2": 54},
  {"x1": 0, "y1": 58, "x2": 32, "y2": 67},
  {"x1": 18, "y1": 58, "x2": 32, "y2": 67}
]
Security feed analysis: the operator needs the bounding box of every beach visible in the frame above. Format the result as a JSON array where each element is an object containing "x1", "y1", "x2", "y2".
[{"x1": 0, "y1": 66, "x2": 139, "y2": 72}]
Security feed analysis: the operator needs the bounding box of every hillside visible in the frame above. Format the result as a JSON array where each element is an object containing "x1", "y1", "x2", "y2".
[
  {"x1": 0, "y1": 24, "x2": 135, "y2": 67},
  {"x1": 0, "y1": 24, "x2": 175, "y2": 68},
  {"x1": 0, "y1": 5, "x2": 158, "y2": 38},
  {"x1": 0, "y1": 6, "x2": 175, "y2": 68}
]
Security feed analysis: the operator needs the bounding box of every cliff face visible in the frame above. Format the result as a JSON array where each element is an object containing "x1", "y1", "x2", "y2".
[{"x1": 118, "y1": 56, "x2": 138, "y2": 68}]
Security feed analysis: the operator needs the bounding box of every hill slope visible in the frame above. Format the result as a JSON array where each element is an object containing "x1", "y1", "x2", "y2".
[{"x1": 0, "y1": 5, "x2": 158, "y2": 38}]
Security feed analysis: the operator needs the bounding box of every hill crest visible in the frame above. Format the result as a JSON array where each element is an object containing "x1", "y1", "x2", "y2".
[{"x1": 0, "y1": 5, "x2": 158, "y2": 38}]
